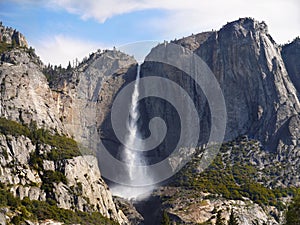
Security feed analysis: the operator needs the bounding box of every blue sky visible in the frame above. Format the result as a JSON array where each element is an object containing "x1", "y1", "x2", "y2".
[{"x1": 0, "y1": 0, "x2": 299, "y2": 66}]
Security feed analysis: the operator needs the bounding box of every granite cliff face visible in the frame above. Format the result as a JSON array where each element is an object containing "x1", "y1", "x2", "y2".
[
  {"x1": 194, "y1": 19, "x2": 299, "y2": 148},
  {"x1": 144, "y1": 18, "x2": 299, "y2": 151},
  {"x1": 0, "y1": 49, "x2": 65, "y2": 134},
  {"x1": 138, "y1": 18, "x2": 299, "y2": 167},
  {"x1": 282, "y1": 37, "x2": 300, "y2": 95},
  {"x1": 49, "y1": 49, "x2": 137, "y2": 156},
  {"x1": 137, "y1": 18, "x2": 300, "y2": 224}
]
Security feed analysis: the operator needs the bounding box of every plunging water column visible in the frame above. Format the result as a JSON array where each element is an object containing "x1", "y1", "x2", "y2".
[
  {"x1": 111, "y1": 64, "x2": 154, "y2": 199},
  {"x1": 123, "y1": 64, "x2": 143, "y2": 180}
]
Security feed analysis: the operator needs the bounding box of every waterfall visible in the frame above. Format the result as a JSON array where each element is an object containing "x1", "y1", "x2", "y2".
[
  {"x1": 123, "y1": 64, "x2": 142, "y2": 181},
  {"x1": 111, "y1": 64, "x2": 154, "y2": 199}
]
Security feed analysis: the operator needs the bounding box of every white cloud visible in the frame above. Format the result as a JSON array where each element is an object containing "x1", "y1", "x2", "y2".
[
  {"x1": 148, "y1": 0, "x2": 300, "y2": 43},
  {"x1": 48, "y1": 0, "x2": 181, "y2": 22},
  {"x1": 34, "y1": 35, "x2": 106, "y2": 67},
  {"x1": 48, "y1": 0, "x2": 299, "y2": 43}
]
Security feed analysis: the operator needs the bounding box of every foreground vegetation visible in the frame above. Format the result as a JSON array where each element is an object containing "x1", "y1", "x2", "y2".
[
  {"x1": 0, "y1": 117, "x2": 117, "y2": 224},
  {"x1": 285, "y1": 192, "x2": 300, "y2": 225},
  {"x1": 0, "y1": 41, "x2": 14, "y2": 54},
  {"x1": 0, "y1": 40, "x2": 35, "y2": 56},
  {"x1": 0, "y1": 183, "x2": 118, "y2": 225},
  {"x1": 0, "y1": 117, "x2": 81, "y2": 161},
  {"x1": 0, "y1": 117, "x2": 84, "y2": 200},
  {"x1": 172, "y1": 138, "x2": 298, "y2": 210}
]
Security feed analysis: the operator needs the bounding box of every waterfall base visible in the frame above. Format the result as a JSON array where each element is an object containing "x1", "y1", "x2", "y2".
[{"x1": 110, "y1": 184, "x2": 155, "y2": 200}]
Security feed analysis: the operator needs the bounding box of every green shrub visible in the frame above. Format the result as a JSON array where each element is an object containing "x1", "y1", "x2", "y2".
[
  {"x1": 41, "y1": 170, "x2": 67, "y2": 193},
  {"x1": 172, "y1": 141, "x2": 298, "y2": 209},
  {"x1": 285, "y1": 192, "x2": 300, "y2": 225},
  {"x1": 0, "y1": 118, "x2": 30, "y2": 137},
  {"x1": 43, "y1": 133, "x2": 81, "y2": 161},
  {"x1": 28, "y1": 151, "x2": 43, "y2": 170},
  {"x1": 228, "y1": 209, "x2": 239, "y2": 225},
  {"x1": 11, "y1": 215, "x2": 23, "y2": 225},
  {"x1": 0, "y1": 117, "x2": 81, "y2": 162},
  {"x1": 161, "y1": 211, "x2": 170, "y2": 225},
  {"x1": 0, "y1": 184, "x2": 21, "y2": 208},
  {"x1": 0, "y1": 42, "x2": 13, "y2": 54}
]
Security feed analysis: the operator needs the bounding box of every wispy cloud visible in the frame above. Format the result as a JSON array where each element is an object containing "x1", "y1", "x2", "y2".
[
  {"x1": 48, "y1": 0, "x2": 176, "y2": 23},
  {"x1": 34, "y1": 35, "x2": 106, "y2": 67},
  {"x1": 47, "y1": 0, "x2": 299, "y2": 43}
]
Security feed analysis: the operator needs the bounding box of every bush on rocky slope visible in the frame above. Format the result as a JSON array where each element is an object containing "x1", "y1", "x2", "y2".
[
  {"x1": 0, "y1": 42, "x2": 13, "y2": 54},
  {"x1": 285, "y1": 192, "x2": 300, "y2": 225},
  {"x1": 0, "y1": 183, "x2": 118, "y2": 225},
  {"x1": 172, "y1": 137, "x2": 299, "y2": 210},
  {"x1": 0, "y1": 117, "x2": 81, "y2": 161}
]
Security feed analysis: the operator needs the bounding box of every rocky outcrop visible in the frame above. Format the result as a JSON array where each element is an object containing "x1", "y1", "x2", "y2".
[
  {"x1": 0, "y1": 22, "x2": 28, "y2": 47},
  {"x1": 156, "y1": 135, "x2": 298, "y2": 225},
  {"x1": 0, "y1": 49, "x2": 64, "y2": 133},
  {"x1": 0, "y1": 207, "x2": 64, "y2": 225},
  {"x1": 52, "y1": 49, "x2": 137, "y2": 151},
  {"x1": 0, "y1": 133, "x2": 128, "y2": 224},
  {"x1": 114, "y1": 197, "x2": 144, "y2": 225},
  {"x1": 55, "y1": 155, "x2": 128, "y2": 222},
  {"x1": 0, "y1": 212, "x2": 5, "y2": 225},
  {"x1": 173, "y1": 31, "x2": 213, "y2": 51},
  {"x1": 0, "y1": 135, "x2": 44, "y2": 198},
  {"x1": 198, "y1": 18, "x2": 299, "y2": 147},
  {"x1": 157, "y1": 187, "x2": 280, "y2": 225}
]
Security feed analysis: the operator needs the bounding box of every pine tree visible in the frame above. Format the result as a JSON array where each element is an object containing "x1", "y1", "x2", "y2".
[
  {"x1": 228, "y1": 209, "x2": 239, "y2": 225},
  {"x1": 161, "y1": 210, "x2": 170, "y2": 225},
  {"x1": 67, "y1": 61, "x2": 72, "y2": 70},
  {"x1": 28, "y1": 46, "x2": 35, "y2": 56},
  {"x1": 285, "y1": 193, "x2": 300, "y2": 225},
  {"x1": 11, "y1": 39, "x2": 17, "y2": 48},
  {"x1": 216, "y1": 210, "x2": 225, "y2": 225}
]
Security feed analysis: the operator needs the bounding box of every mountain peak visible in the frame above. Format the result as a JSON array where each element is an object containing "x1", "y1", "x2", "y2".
[
  {"x1": 221, "y1": 17, "x2": 268, "y2": 34},
  {"x1": 0, "y1": 21, "x2": 28, "y2": 48},
  {"x1": 172, "y1": 18, "x2": 270, "y2": 52}
]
